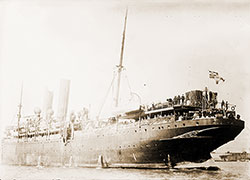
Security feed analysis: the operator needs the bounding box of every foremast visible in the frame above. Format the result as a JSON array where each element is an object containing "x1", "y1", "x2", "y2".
[{"x1": 115, "y1": 9, "x2": 128, "y2": 107}]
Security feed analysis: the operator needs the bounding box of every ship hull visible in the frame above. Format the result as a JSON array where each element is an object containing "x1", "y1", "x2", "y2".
[{"x1": 1, "y1": 117, "x2": 244, "y2": 167}]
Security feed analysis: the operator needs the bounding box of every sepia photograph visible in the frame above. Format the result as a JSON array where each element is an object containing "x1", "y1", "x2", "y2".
[{"x1": 0, "y1": 0, "x2": 249, "y2": 179}]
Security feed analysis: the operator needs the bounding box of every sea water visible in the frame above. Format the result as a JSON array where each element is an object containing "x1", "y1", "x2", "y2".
[{"x1": 0, "y1": 161, "x2": 249, "y2": 180}]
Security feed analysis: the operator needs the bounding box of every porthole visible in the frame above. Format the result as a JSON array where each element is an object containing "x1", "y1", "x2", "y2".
[
  {"x1": 168, "y1": 125, "x2": 170, "y2": 128},
  {"x1": 152, "y1": 127, "x2": 155, "y2": 130},
  {"x1": 162, "y1": 126, "x2": 164, "y2": 129},
  {"x1": 145, "y1": 129, "x2": 147, "y2": 132},
  {"x1": 158, "y1": 127, "x2": 161, "y2": 130},
  {"x1": 196, "y1": 122, "x2": 199, "y2": 126},
  {"x1": 183, "y1": 123, "x2": 185, "y2": 126},
  {"x1": 135, "y1": 130, "x2": 137, "y2": 132},
  {"x1": 175, "y1": 124, "x2": 177, "y2": 127}
]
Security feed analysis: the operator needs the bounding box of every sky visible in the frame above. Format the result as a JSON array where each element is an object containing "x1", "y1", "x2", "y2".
[{"x1": 0, "y1": 0, "x2": 250, "y2": 152}]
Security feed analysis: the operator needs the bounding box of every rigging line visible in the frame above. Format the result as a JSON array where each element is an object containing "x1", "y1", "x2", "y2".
[
  {"x1": 124, "y1": 70, "x2": 142, "y2": 104},
  {"x1": 97, "y1": 72, "x2": 117, "y2": 119},
  {"x1": 111, "y1": 69, "x2": 116, "y2": 98},
  {"x1": 10, "y1": 113, "x2": 16, "y2": 125},
  {"x1": 123, "y1": 69, "x2": 132, "y2": 94}
]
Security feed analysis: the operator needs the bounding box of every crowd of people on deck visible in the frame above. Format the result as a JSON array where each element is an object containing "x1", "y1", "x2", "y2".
[
  {"x1": 140, "y1": 90, "x2": 220, "y2": 112},
  {"x1": 137, "y1": 89, "x2": 238, "y2": 122}
]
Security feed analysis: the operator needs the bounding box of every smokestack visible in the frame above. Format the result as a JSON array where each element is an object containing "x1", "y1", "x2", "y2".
[
  {"x1": 42, "y1": 87, "x2": 53, "y2": 120},
  {"x1": 57, "y1": 79, "x2": 70, "y2": 123}
]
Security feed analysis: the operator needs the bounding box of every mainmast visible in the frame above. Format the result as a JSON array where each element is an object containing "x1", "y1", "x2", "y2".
[
  {"x1": 17, "y1": 83, "x2": 23, "y2": 140},
  {"x1": 115, "y1": 9, "x2": 128, "y2": 107}
]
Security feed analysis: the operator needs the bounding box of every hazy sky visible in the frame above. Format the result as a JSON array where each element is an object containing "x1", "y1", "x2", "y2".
[{"x1": 0, "y1": 0, "x2": 250, "y2": 152}]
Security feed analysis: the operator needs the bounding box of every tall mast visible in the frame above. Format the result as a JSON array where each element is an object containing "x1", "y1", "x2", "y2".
[
  {"x1": 17, "y1": 83, "x2": 23, "y2": 140},
  {"x1": 115, "y1": 9, "x2": 128, "y2": 107}
]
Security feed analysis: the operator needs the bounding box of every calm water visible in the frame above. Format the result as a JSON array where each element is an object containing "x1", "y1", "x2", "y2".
[{"x1": 0, "y1": 162, "x2": 249, "y2": 180}]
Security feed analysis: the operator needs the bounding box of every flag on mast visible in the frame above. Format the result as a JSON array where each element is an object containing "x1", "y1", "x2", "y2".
[{"x1": 209, "y1": 70, "x2": 225, "y2": 84}]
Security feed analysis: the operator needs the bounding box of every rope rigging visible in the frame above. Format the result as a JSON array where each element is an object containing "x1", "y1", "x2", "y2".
[{"x1": 97, "y1": 72, "x2": 117, "y2": 119}]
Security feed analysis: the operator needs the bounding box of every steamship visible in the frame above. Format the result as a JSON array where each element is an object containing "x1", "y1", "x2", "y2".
[{"x1": 1, "y1": 11, "x2": 244, "y2": 168}]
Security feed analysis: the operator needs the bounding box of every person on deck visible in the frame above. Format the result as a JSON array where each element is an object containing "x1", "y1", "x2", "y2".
[
  {"x1": 225, "y1": 101, "x2": 229, "y2": 111},
  {"x1": 221, "y1": 100, "x2": 225, "y2": 109},
  {"x1": 173, "y1": 96, "x2": 177, "y2": 105},
  {"x1": 181, "y1": 94, "x2": 185, "y2": 105},
  {"x1": 177, "y1": 95, "x2": 181, "y2": 105}
]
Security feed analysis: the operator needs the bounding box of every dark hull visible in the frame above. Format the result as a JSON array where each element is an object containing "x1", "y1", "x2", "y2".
[{"x1": 1, "y1": 117, "x2": 244, "y2": 167}]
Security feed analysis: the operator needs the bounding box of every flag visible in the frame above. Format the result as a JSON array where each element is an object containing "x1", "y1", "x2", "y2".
[
  {"x1": 209, "y1": 70, "x2": 225, "y2": 84},
  {"x1": 209, "y1": 71, "x2": 218, "y2": 78}
]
